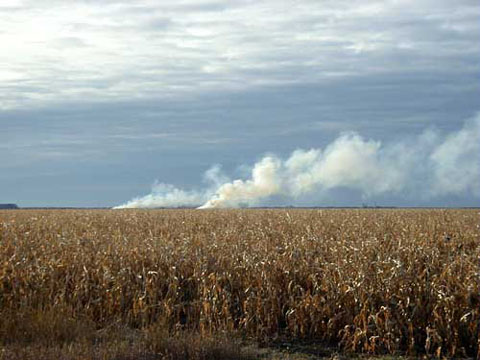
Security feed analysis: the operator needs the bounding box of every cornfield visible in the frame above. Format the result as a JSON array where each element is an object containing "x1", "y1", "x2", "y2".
[{"x1": 0, "y1": 209, "x2": 479, "y2": 358}]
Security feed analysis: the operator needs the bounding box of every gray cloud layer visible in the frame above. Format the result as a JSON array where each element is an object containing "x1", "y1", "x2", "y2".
[{"x1": 1, "y1": 0, "x2": 479, "y2": 109}]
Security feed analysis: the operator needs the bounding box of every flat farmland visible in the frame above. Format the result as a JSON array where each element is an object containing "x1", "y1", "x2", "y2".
[{"x1": 0, "y1": 209, "x2": 478, "y2": 359}]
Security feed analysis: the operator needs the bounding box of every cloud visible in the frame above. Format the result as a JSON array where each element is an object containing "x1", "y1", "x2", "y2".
[{"x1": 0, "y1": 0, "x2": 478, "y2": 109}]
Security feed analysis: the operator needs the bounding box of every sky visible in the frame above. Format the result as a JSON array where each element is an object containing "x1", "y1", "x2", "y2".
[{"x1": 1, "y1": 0, "x2": 479, "y2": 208}]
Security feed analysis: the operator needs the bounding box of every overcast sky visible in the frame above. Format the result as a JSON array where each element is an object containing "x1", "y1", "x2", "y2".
[{"x1": 1, "y1": 0, "x2": 479, "y2": 207}]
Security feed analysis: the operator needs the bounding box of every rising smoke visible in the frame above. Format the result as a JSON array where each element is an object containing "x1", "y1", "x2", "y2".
[{"x1": 114, "y1": 115, "x2": 480, "y2": 209}]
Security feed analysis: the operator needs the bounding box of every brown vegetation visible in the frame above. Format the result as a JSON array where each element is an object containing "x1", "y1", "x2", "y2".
[{"x1": 0, "y1": 209, "x2": 478, "y2": 359}]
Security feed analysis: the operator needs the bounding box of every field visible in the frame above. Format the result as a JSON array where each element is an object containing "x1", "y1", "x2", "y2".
[{"x1": 0, "y1": 209, "x2": 478, "y2": 359}]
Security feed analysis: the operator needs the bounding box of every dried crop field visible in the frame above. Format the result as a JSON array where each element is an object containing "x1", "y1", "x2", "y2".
[{"x1": 0, "y1": 209, "x2": 479, "y2": 359}]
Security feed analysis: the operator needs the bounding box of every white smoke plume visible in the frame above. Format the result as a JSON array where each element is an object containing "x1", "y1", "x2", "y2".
[
  {"x1": 114, "y1": 165, "x2": 226, "y2": 209},
  {"x1": 430, "y1": 117, "x2": 480, "y2": 197},
  {"x1": 198, "y1": 156, "x2": 282, "y2": 209},
  {"x1": 114, "y1": 114, "x2": 480, "y2": 209}
]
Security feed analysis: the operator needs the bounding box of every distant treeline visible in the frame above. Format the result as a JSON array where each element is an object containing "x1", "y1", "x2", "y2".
[{"x1": 0, "y1": 204, "x2": 18, "y2": 209}]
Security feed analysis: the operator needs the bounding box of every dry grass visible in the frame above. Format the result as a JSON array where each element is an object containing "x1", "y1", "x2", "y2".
[{"x1": 0, "y1": 209, "x2": 478, "y2": 359}]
